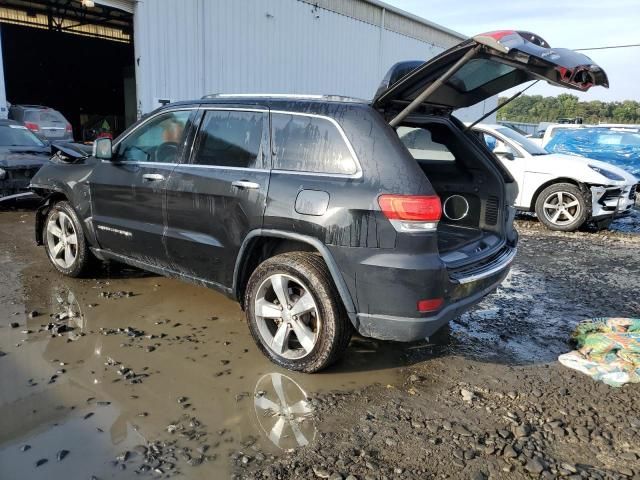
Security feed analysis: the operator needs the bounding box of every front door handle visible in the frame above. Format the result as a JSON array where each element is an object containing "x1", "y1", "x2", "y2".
[
  {"x1": 142, "y1": 173, "x2": 166, "y2": 182},
  {"x1": 232, "y1": 180, "x2": 260, "y2": 190}
]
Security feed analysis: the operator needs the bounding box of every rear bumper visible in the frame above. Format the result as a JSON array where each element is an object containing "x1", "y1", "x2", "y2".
[{"x1": 354, "y1": 246, "x2": 516, "y2": 342}]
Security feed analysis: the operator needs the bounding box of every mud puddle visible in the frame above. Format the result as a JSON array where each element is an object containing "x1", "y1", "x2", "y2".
[
  {"x1": 0, "y1": 214, "x2": 408, "y2": 478},
  {"x1": 2, "y1": 208, "x2": 640, "y2": 478}
]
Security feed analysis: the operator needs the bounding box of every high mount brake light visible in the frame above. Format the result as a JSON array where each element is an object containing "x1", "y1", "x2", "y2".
[
  {"x1": 481, "y1": 30, "x2": 516, "y2": 41},
  {"x1": 378, "y1": 194, "x2": 442, "y2": 232}
]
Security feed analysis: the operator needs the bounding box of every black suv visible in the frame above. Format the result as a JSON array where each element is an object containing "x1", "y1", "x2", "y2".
[{"x1": 30, "y1": 31, "x2": 607, "y2": 372}]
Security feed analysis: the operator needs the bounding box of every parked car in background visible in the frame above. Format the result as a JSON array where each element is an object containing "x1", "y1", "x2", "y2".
[
  {"x1": 0, "y1": 119, "x2": 51, "y2": 198},
  {"x1": 30, "y1": 30, "x2": 608, "y2": 372},
  {"x1": 8, "y1": 105, "x2": 73, "y2": 142},
  {"x1": 528, "y1": 123, "x2": 587, "y2": 147},
  {"x1": 474, "y1": 124, "x2": 638, "y2": 231},
  {"x1": 546, "y1": 126, "x2": 640, "y2": 177}
]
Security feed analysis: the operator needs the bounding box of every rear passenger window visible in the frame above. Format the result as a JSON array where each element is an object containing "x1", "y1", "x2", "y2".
[
  {"x1": 272, "y1": 113, "x2": 357, "y2": 175},
  {"x1": 193, "y1": 110, "x2": 265, "y2": 168},
  {"x1": 397, "y1": 126, "x2": 455, "y2": 161}
]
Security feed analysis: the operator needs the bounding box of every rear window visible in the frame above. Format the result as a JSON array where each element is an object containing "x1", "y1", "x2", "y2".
[
  {"x1": 25, "y1": 110, "x2": 65, "y2": 123},
  {"x1": 272, "y1": 113, "x2": 357, "y2": 175},
  {"x1": 396, "y1": 126, "x2": 455, "y2": 161},
  {"x1": 448, "y1": 58, "x2": 516, "y2": 92}
]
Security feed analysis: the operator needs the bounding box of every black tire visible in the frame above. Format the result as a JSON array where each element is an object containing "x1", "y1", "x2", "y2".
[
  {"x1": 43, "y1": 201, "x2": 95, "y2": 277},
  {"x1": 534, "y1": 183, "x2": 589, "y2": 232},
  {"x1": 244, "y1": 252, "x2": 352, "y2": 373}
]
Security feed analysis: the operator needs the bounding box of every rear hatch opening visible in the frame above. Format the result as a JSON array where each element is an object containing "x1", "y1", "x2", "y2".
[
  {"x1": 375, "y1": 29, "x2": 609, "y2": 268},
  {"x1": 395, "y1": 118, "x2": 505, "y2": 266}
]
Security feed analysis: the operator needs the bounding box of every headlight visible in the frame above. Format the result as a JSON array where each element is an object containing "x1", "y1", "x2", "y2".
[
  {"x1": 589, "y1": 165, "x2": 625, "y2": 181},
  {"x1": 0, "y1": 168, "x2": 5, "y2": 180}
]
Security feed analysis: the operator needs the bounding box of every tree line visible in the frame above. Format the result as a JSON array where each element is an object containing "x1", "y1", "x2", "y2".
[{"x1": 496, "y1": 94, "x2": 640, "y2": 124}]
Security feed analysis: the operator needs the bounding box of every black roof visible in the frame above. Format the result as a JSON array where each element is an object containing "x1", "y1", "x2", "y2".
[{"x1": 155, "y1": 95, "x2": 371, "y2": 118}]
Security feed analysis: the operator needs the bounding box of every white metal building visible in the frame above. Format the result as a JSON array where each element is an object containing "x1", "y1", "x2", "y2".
[{"x1": 0, "y1": 0, "x2": 495, "y2": 136}]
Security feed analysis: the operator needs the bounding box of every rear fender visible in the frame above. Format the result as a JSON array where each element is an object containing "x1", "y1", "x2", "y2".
[{"x1": 233, "y1": 229, "x2": 358, "y2": 325}]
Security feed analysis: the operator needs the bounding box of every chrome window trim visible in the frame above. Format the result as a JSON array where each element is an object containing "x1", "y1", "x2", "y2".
[
  {"x1": 108, "y1": 106, "x2": 363, "y2": 180},
  {"x1": 173, "y1": 164, "x2": 268, "y2": 173},
  {"x1": 200, "y1": 107, "x2": 269, "y2": 113},
  {"x1": 271, "y1": 169, "x2": 361, "y2": 179},
  {"x1": 101, "y1": 160, "x2": 180, "y2": 167},
  {"x1": 270, "y1": 110, "x2": 363, "y2": 179}
]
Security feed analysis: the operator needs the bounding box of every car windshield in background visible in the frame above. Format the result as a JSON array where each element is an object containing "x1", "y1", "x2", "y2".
[
  {"x1": 496, "y1": 127, "x2": 548, "y2": 156},
  {"x1": 0, "y1": 125, "x2": 46, "y2": 147},
  {"x1": 546, "y1": 127, "x2": 640, "y2": 177}
]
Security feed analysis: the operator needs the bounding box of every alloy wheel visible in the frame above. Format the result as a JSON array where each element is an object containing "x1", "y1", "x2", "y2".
[
  {"x1": 542, "y1": 191, "x2": 582, "y2": 226},
  {"x1": 46, "y1": 211, "x2": 78, "y2": 269},
  {"x1": 254, "y1": 273, "x2": 321, "y2": 360}
]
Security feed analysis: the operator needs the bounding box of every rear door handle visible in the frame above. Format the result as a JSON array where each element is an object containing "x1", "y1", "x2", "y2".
[
  {"x1": 142, "y1": 173, "x2": 165, "y2": 182},
  {"x1": 232, "y1": 180, "x2": 260, "y2": 190}
]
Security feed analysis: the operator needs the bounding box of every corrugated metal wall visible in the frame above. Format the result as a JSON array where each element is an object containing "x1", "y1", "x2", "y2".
[{"x1": 133, "y1": 0, "x2": 495, "y2": 121}]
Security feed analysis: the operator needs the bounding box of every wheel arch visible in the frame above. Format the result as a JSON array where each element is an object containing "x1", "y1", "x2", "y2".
[
  {"x1": 529, "y1": 177, "x2": 587, "y2": 211},
  {"x1": 35, "y1": 191, "x2": 70, "y2": 245},
  {"x1": 233, "y1": 230, "x2": 357, "y2": 319}
]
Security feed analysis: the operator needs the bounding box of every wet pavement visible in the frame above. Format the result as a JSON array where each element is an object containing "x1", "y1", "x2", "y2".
[
  {"x1": 0, "y1": 211, "x2": 408, "y2": 479},
  {"x1": 1, "y1": 207, "x2": 639, "y2": 479}
]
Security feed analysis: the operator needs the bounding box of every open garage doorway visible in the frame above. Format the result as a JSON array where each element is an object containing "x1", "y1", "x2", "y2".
[{"x1": 0, "y1": 0, "x2": 135, "y2": 142}]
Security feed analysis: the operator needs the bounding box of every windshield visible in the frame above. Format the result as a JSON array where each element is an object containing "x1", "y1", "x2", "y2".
[
  {"x1": 496, "y1": 127, "x2": 548, "y2": 155},
  {"x1": 0, "y1": 125, "x2": 46, "y2": 147}
]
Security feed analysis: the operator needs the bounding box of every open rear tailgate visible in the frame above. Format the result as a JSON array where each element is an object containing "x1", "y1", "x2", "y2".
[{"x1": 373, "y1": 30, "x2": 609, "y2": 113}]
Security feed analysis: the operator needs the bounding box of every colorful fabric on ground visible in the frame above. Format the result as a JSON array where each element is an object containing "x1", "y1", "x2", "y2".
[{"x1": 558, "y1": 317, "x2": 640, "y2": 387}]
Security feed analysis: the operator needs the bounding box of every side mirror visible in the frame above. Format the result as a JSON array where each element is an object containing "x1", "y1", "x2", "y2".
[
  {"x1": 93, "y1": 137, "x2": 113, "y2": 160},
  {"x1": 493, "y1": 146, "x2": 515, "y2": 161}
]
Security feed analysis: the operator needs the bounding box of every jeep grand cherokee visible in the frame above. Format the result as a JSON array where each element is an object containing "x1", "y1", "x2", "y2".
[{"x1": 30, "y1": 31, "x2": 608, "y2": 372}]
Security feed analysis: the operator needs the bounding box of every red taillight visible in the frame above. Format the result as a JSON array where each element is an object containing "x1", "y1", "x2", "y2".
[
  {"x1": 24, "y1": 122, "x2": 39, "y2": 132},
  {"x1": 65, "y1": 123, "x2": 73, "y2": 133},
  {"x1": 378, "y1": 195, "x2": 442, "y2": 222},
  {"x1": 418, "y1": 298, "x2": 444, "y2": 313}
]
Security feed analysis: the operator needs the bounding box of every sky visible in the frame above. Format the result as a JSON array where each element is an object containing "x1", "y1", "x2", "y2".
[{"x1": 385, "y1": 0, "x2": 640, "y2": 102}]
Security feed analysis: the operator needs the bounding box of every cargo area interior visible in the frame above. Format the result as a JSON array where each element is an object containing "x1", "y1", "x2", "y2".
[{"x1": 396, "y1": 119, "x2": 504, "y2": 265}]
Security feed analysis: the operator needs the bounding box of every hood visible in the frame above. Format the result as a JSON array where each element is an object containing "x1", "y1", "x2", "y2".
[
  {"x1": 544, "y1": 153, "x2": 638, "y2": 184},
  {"x1": 0, "y1": 149, "x2": 50, "y2": 169},
  {"x1": 373, "y1": 30, "x2": 608, "y2": 113}
]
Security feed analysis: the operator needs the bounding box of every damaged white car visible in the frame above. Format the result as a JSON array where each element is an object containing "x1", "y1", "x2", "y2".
[{"x1": 473, "y1": 124, "x2": 638, "y2": 231}]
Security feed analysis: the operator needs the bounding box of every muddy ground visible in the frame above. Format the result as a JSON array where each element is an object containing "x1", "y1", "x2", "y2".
[{"x1": 0, "y1": 208, "x2": 639, "y2": 480}]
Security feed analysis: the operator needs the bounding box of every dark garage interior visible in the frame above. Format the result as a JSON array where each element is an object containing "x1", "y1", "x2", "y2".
[{"x1": 0, "y1": 0, "x2": 135, "y2": 141}]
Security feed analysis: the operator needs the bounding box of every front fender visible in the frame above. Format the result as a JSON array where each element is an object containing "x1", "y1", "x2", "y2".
[{"x1": 30, "y1": 159, "x2": 97, "y2": 247}]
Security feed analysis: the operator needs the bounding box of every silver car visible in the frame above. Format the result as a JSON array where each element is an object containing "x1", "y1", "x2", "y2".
[{"x1": 8, "y1": 105, "x2": 73, "y2": 141}]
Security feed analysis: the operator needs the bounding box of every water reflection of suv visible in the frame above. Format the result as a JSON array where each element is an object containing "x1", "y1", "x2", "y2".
[{"x1": 31, "y1": 31, "x2": 607, "y2": 372}]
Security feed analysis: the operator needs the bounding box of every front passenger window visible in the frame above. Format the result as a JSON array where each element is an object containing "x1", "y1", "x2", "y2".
[{"x1": 116, "y1": 110, "x2": 190, "y2": 164}]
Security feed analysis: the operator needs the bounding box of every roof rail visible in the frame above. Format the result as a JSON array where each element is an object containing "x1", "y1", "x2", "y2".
[{"x1": 201, "y1": 93, "x2": 366, "y2": 102}]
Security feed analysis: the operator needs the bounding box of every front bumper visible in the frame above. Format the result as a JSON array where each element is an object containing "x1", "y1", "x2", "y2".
[
  {"x1": 355, "y1": 246, "x2": 516, "y2": 342},
  {"x1": 591, "y1": 184, "x2": 637, "y2": 219}
]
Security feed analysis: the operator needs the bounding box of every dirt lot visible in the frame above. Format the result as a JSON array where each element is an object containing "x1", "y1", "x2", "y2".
[{"x1": 0, "y1": 209, "x2": 639, "y2": 479}]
